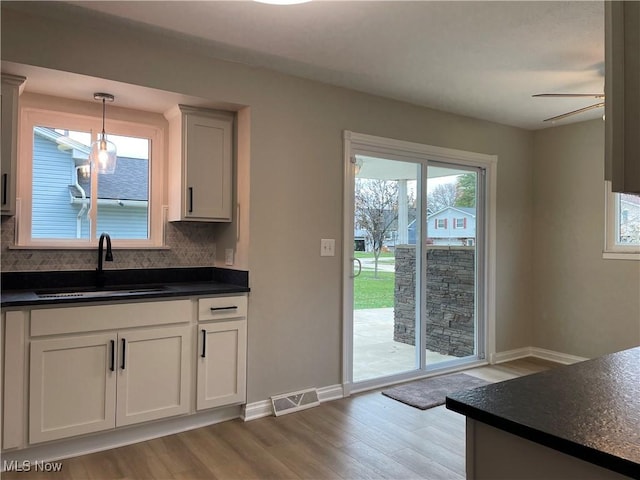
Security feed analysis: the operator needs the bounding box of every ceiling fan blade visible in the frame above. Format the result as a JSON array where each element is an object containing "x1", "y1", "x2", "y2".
[
  {"x1": 533, "y1": 93, "x2": 605, "y2": 98},
  {"x1": 543, "y1": 102, "x2": 605, "y2": 122}
]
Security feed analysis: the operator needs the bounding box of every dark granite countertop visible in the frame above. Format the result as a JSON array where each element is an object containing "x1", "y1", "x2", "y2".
[
  {"x1": 1, "y1": 267, "x2": 249, "y2": 308},
  {"x1": 446, "y1": 347, "x2": 640, "y2": 478}
]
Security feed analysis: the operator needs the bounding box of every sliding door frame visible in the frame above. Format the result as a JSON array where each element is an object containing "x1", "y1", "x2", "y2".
[{"x1": 342, "y1": 131, "x2": 498, "y2": 396}]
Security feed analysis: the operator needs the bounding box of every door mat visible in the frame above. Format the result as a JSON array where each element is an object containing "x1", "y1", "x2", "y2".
[{"x1": 381, "y1": 372, "x2": 490, "y2": 410}]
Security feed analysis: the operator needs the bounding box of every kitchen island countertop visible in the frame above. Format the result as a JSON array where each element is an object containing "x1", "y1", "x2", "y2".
[{"x1": 446, "y1": 347, "x2": 640, "y2": 478}]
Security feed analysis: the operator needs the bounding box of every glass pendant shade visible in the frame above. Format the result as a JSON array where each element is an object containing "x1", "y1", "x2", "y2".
[
  {"x1": 91, "y1": 132, "x2": 117, "y2": 174},
  {"x1": 90, "y1": 92, "x2": 117, "y2": 174}
]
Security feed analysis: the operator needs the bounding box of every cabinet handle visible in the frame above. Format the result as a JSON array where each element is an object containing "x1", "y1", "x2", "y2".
[
  {"x1": 2, "y1": 173, "x2": 7, "y2": 206},
  {"x1": 188, "y1": 187, "x2": 193, "y2": 213},
  {"x1": 109, "y1": 340, "x2": 115, "y2": 372},
  {"x1": 121, "y1": 338, "x2": 127, "y2": 370},
  {"x1": 210, "y1": 306, "x2": 238, "y2": 311},
  {"x1": 201, "y1": 329, "x2": 207, "y2": 358}
]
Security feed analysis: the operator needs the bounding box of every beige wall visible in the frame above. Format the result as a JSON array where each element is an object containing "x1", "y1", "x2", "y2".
[
  {"x1": 532, "y1": 120, "x2": 640, "y2": 358},
  {"x1": 2, "y1": 4, "x2": 536, "y2": 402}
]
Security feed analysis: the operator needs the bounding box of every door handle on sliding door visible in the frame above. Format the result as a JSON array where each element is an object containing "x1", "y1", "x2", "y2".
[{"x1": 351, "y1": 257, "x2": 362, "y2": 278}]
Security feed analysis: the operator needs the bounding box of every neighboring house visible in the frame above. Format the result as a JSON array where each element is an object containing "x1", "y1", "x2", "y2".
[
  {"x1": 354, "y1": 208, "x2": 410, "y2": 252},
  {"x1": 354, "y1": 228, "x2": 367, "y2": 251},
  {"x1": 407, "y1": 206, "x2": 476, "y2": 246},
  {"x1": 32, "y1": 127, "x2": 149, "y2": 240}
]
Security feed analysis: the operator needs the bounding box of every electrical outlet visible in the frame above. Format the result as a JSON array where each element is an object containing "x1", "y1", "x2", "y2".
[
  {"x1": 225, "y1": 248, "x2": 234, "y2": 265},
  {"x1": 320, "y1": 239, "x2": 335, "y2": 257}
]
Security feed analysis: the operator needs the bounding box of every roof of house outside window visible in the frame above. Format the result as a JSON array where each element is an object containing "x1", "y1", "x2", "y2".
[
  {"x1": 34, "y1": 127, "x2": 148, "y2": 202},
  {"x1": 428, "y1": 206, "x2": 476, "y2": 218},
  {"x1": 72, "y1": 159, "x2": 149, "y2": 201}
]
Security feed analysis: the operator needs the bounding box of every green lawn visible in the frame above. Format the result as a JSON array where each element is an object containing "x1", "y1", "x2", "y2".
[
  {"x1": 353, "y1": 251, "x2": 396, "y2": 309},
  {"x1": 354, "y1": 251, "x2": 395, "y2": 260},
  {"x1": 354, "y1": 270, "x2": 395, "y2": 309}
]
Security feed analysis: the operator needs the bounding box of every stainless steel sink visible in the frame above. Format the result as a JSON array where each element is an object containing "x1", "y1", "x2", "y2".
[{"x1": 35, "y1": 286, "x2": 168, "y2": 299}]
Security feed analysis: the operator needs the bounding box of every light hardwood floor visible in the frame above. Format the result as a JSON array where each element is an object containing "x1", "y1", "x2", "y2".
[{"x1": 3, "y1": 358, "x2": 559, "y2": 480}]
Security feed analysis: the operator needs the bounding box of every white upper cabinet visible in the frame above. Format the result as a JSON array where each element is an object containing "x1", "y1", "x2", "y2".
[
  {"x1": 165, "y1": 105, "x2": 234, "y2": 222},
  {"x1": 605, "y1": 1, "x2": 640, "y2": 194},
  {"x1": 1, "y1": 74, "x2": 26, "y2": 216}
]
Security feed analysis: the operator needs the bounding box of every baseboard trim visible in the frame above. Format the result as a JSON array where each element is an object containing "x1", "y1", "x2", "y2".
[
  {"x1": 490, "y1": 347, "x2": 532, "y2": 364},
  {"x1": 317, "y1": 384, "x2": 344, "y2": 403},
  {"x1": 242, "y1": 399, "x2": 272, "y2": 421},
  {"x1": 243, "y1": 384, "x2": 344, "y2": 422},
  {"x1": 529, "y1": 347, "x2": 589, "y2": 365},
  {"x1": 492, "y1": 347, "x2": 588, "y2": 365},
  {"x1": 1, "y1": 406, "x2": 242, "y2": 466}
]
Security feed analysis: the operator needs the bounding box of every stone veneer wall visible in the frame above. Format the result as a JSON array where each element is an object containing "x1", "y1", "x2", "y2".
[
  {"x1": 0, "y1": 216, "x2": 217, "y2": 271},
  {"x1": 394, "y1": 245, "x2": 475, "y2": 357}
]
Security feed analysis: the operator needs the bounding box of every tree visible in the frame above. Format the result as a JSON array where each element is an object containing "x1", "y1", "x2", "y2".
[
  {"x1": 427, "y1": 182, "x2": 457, "y2": 214},
  {"x1": 354, "y1": 179, "x2": 398, "y2": 277},
  {"x1": 455, "y1": 173, "x2": 476, "y2": 207}
]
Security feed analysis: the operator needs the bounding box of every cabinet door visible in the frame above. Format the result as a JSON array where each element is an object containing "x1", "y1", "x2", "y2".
[
  {"x1": 1, "y1": 74, "x2": 26, "y2": 216},
  {"x1": 116, "y1": 325, "x2": 191, "y2": 427},
  {"x1": 29, "y1": 333, "x2": 117, "y2": 444},
  {"x1": 184, "y1": 113, "x2": 232, "y2": 221},
  {"x1": 197, "y1": 319, "x2": 247, "y2": 410}
]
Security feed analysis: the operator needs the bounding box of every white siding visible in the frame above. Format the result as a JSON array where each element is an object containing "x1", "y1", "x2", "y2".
[{"x1": 428, "y1": 208, "x2": 476, "y2": 245}]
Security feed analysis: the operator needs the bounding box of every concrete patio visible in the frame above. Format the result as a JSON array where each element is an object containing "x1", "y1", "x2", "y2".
[{"x1": 353, "y1": 307, "x2": 454, "y2": 382}]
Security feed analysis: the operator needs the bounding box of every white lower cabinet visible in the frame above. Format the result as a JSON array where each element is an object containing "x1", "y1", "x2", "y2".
[
  {"x1": 197, "y1": 319, "x2": 247, "y2": 410},
  {"x1": 29, "y1": 333, "x2": 117, "y2": 444},
  {"x1": 116, "y1": 325, "x2": 192, "y2": 426},
  {"x1": 5, "y1": 294, "x2": 247, "y2": 450},
  {"x1": 29, "y1": 325, "x2": 192, "y2": 444}
]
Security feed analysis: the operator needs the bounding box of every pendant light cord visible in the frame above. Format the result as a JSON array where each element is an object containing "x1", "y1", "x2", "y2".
[{"x1": 101, "y1": 97, "x2": 106, "y2": 137}]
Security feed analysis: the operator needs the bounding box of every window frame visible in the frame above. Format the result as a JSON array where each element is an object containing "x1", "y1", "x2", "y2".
[
  {"x1": 16, "y1": 95, "x2": 165, "y2": 248},
  {"x1": 603, "y1": 181, "x2": 640, "y2": 260}
]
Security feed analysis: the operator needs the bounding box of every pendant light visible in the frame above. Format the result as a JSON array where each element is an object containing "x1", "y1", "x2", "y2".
[{"x1": 90, "y1": 93, "x2": 117, "y2": 174}]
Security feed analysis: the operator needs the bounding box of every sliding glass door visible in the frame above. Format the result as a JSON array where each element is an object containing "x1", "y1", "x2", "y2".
[
  {"x1": 351, "y1": 155, "x2": 419, "y2": 382},
  {"x1": 343, "y1": 132, "x2": 494, "y2": 392},
  {"x1": 424, "y1": 163, "x2": 484, "y2": 368}
]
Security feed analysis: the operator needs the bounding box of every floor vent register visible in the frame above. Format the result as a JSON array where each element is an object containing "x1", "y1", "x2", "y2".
[{"x1": 271, "y1": 388, "x2": 320, "y2": 416}]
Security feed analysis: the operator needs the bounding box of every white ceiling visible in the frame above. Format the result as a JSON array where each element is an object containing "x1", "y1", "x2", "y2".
[{"x1": 21, "y1": 1, "x2": 607, "y2": 130}]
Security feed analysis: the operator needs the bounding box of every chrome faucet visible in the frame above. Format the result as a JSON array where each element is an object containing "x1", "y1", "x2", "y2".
[{"x1": 97, "y1": 233, "x2": 113, "y2": 287}]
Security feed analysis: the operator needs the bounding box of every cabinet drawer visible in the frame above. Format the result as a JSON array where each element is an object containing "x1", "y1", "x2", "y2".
[
  {"x1": 198, "y1": 295, "x2": 247, "y2": 321},
  {"x1": 31, "y1": 300, "x2": 191, "y2": 337}
]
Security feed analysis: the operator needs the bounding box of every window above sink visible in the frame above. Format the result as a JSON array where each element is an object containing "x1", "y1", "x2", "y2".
[{"x1": 15, "y1": 93, "x2": 166, "y2": 249}]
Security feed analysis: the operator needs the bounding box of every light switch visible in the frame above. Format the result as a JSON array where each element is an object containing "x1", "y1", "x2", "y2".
[{"x1": 320, "y1": 239, "x2": 335, "y2": 257}]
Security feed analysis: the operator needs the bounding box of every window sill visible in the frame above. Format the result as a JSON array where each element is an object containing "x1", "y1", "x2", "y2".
[
  {"x1": 602, "y1": 251, "x2": 640, "y2": 261},
  {"x1": 8, "y1": 245, "x2": 171, "y2": 251}
]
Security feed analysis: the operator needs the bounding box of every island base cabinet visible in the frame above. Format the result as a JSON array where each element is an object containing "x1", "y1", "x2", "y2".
[
  {"x1": 467, "y1": 420, "x2": 630, "y2": 480},
  {"x1": 197, "y1": 320, "x2": 247, "y2": 410},
  {"x1": 29, "y1": 325, "x2": 192, "y2": 444},
  {"x1": 29, "y1": 334, "x2": 117, "y2": 444}
]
